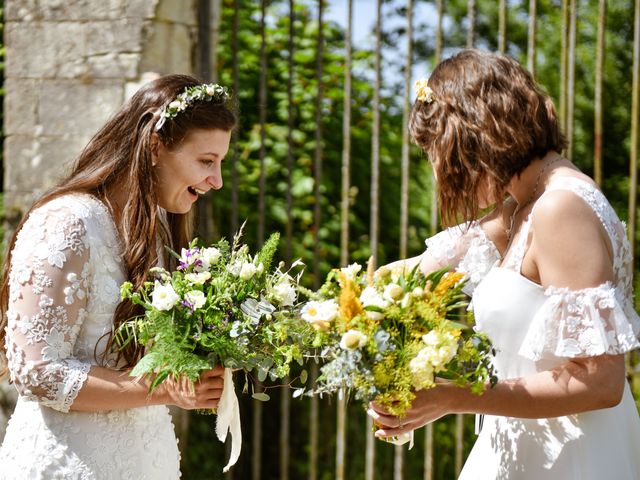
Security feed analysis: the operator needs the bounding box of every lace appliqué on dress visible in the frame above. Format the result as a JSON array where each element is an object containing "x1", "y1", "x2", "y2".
[
  {"x1": 425, "y1": 222, "x2": 500, "y2": 296},
  {"x1": 519, "y1": 283, "x2": 640, "y2": 360},
  {"x1": 5, "y1": 202, "x2": 92, "y2": 413},
  {"x1": 512, "y1": 178, "x2": 640, "y2": 360}
]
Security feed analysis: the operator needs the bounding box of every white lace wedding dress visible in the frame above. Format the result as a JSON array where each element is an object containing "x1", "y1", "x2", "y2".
[
  {"x1": 0, "y1": 194, "x2": 181, "y2": 480},
  {"x1": 426, "y1": 177, "x2": 640, "y2": 479}
]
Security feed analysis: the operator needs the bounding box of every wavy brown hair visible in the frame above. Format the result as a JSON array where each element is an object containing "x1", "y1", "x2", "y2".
[
  {"x1": 0, "y1": 74, "x2": 236, "y2": 372},
  {"x1": 409, "y1": 49, "x2": 567, "y2": 226}
]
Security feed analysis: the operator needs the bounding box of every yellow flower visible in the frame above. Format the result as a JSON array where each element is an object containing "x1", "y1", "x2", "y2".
[
  {"x1": 414, "y1": 78, "x2": 434, "y2": 103},
  {"x1": 338, "y1": 272, "x2": 363, "y2": 328},
  {"x1": 433, "y1": 271, "x2": 466, "y2": 296}
]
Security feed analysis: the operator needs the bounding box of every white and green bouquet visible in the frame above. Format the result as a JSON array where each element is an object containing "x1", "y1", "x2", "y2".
[
  {"x1": 304, "y1": 262, "x2": 496, "y2": 426},
  {"x1": 117, "y1": 229, "x2": 315, "y2": 471}
]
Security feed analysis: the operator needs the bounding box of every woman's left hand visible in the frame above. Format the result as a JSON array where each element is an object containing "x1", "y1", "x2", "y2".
[{"x1": 368, "y1": 381, "x2": 459, "y2": 438}]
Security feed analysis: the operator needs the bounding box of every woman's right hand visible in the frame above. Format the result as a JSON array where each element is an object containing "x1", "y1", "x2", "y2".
[{"x1": 158, "y1": 365, "x2": 225, "y2": 410}]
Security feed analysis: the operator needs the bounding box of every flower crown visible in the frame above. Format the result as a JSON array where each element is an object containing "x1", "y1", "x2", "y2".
[
  {"x1": 414, "y1": 78, "x2": 434, "y2": 103},
  {"x1": 155, "y1": 83, "x2": 230, "y2": 131}
]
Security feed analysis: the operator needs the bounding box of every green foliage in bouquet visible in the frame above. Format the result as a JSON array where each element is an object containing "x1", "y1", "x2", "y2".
[
  {"x1": 117, "y1": 228, "x2": 316, "y2": 395},
  {"x1": 304, "y1": 262, "x2": 497, "y2": 417}
]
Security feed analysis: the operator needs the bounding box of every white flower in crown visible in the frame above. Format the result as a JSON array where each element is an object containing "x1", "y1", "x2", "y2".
[
  {"x1": 414, "y1": 78, "x2": 435, "y2": 103},
  {"x1": 155, "y1": 83, "x2": 231, "y2": 130}
]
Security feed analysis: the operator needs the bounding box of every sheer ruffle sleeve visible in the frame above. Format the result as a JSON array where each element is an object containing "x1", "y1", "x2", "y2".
[
  {"x1": 424, "y1": 221, "x2": 500, "y2": 296},
  {"x1": 519, "y1": 282, "x2": 640, "y2": 361},
  {"x1": 4, "y1": 204, "x2": 92, "y2": 412}
]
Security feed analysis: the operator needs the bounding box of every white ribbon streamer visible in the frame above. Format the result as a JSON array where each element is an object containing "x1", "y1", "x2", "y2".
[
  {"x1": 215, "y1": 368, "x2": 242, "y2": 473},
  {"x1": 366, "y1": 408, "x2": 415, "y2": 449},
  {"x1": 382, "y1": 430, "x2": 415, "y2": 449}
]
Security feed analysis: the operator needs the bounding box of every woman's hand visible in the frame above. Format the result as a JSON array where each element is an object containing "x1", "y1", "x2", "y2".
[
  {"x1": 159, "y1": 365, "x2": 225, "y2": 410},
  {"x1": 369, "y1": 381, "x2": 460, "y2": 438}
]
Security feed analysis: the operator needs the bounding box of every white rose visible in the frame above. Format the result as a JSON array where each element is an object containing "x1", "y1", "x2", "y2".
[
  {"x1": 383, "y1": 283, "x2": 404, "y2": 303},
  {"x1": 185, "y1": 290, "x2": 206, "y2": 310},
  {"x1": 205, "y1": 85, "x2": 216, "y2": 96},
  {"x1": 169, "y1": 100, "x2": 182, "y2": 110},
  {"x1": 360, "y1": 286, "x2": 389, "y2": 320},
  {"x1": 151, "y1": 281, "x2": 180, "y2": 311},
  {"x1": 184, "y1": 271, "x2": 211, "y2": 285},
  {"x1": 239, "y1": 262, "x2": 258, "y2": 281},
  {"x1": 227, "y1": 260, "x2": 242, "y2": 276},
  {"x1": 301, "y1": 300, "x2": 339, "y2": 331},
  {"x1": 421, "y1": 331, "x2": 458, "y2": 371},
  {"x1": 273, "y1": 282, "x2": 297, "y2": 307},
  {"x1": 200, "y1": 247, "x2": 222, "y2": 270},
  {"x1": 401, "y1": 293, "x2": 412, "y2": 309},
  {"x1": 340, "y1": 329, "x2": 368, "y2": 350},
  {"x1": 341, "y1": 263, "x2": 362, "y2": 281},
  {"x1": 409, "y1": 349, "x2": 436, "y2": 390}
]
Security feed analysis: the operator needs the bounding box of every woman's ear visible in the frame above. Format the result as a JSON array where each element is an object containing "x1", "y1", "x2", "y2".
[{"x1": 150, "y1": 133, "x2": 160, "y2": 166}]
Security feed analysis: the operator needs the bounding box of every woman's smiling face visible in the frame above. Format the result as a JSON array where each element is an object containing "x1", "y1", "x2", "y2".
[{"x1": 153, "y1": 128, "x2": 231, "y2": 214}]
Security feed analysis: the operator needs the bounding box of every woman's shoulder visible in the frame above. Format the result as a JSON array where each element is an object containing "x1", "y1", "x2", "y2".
[
  {"x1": 533, "y1": 175, "x2": 622, "y2": 233},
  {"x1": 18, "y1": 193, "x2": 117, "y2": 246},
  {"x1": 32, "y1": 193, "x2": 109, "y2": 218}
]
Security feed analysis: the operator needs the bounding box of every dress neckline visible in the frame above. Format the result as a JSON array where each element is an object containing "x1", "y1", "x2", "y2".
[{"x1": 490, "y1": 266, "x2": 544, "y2": 290}]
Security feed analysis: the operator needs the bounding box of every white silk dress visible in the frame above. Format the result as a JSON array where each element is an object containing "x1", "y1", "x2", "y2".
[{"x1": 426, "y1": 177, "x2": 640, "y2": 479}]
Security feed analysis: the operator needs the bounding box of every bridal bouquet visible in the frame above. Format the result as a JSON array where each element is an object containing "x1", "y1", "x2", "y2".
[
  {"x1": 305, "y1": 262, "x2": 496, "y2": 419},
  {"x1": 117, "y1": 229, "x2": 314, "y2": 472}
]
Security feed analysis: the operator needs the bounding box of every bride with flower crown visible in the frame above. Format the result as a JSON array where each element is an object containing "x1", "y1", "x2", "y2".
[
  {"x1": 372, "y1": 49, "x2": 640, "y2": 479},
  {"x1": 0, "y1": 75, "x2": 235, "y2": 479}
]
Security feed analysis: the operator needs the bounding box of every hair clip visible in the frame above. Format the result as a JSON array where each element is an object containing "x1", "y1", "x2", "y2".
[{"x1": 414, "y1": 78, "x2": 434, "y2": 103}]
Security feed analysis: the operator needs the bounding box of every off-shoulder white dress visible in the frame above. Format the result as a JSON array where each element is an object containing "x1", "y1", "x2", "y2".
[
  {"x1": 426, "y1": 178, "x2": 640, "y2": 479},
  {"x1": 0, "y1": 194, "x2": 181, "y2": 480}
]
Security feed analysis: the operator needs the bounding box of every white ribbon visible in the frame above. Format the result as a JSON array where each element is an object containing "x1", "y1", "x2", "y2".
[
  {"x1": 215, "y1": 368, "x2": 242, "y2": 473},
  {"x1": 366, "y1": 408, "x2": 415, "y2": 449},
  {"x1": 381, "y1": 430, "x2": 415, "y2": 449}
]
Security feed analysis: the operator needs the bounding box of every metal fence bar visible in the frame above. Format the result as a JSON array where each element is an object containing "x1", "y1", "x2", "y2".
[
  {"x1": 630, "y1": 0, "x2": 640, "y2": 264},
  {"x1": 499, "y1": 0, "x2": 507, "y2": 54},
  {"x1": 594, "y1": 0, "x2": 606, "y2": 186},
  {"x1": 400, "y1": 0, "x2": 413, "y2": 261},
  {"x1": 309, "y1": 4, "x2": 325, "y2": 480},
  {"x1": 467, "y1": 0, "x2": 476, "y2": 48},
  {"x1": 527, "y1": 0, "x2": 537, "y2": 77},
  {"x1": 566, "y1": 0, "x2": 577, "y2": 161}
]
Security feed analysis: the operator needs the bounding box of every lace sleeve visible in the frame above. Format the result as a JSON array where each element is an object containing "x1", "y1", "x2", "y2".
[
  {"x1": 518, "y1": 283, "x2": 640, "y2": 361},
  {"x1": 4, "y1": 205, "x2": 92, "y2": 412},
  {"x1": 424, "y1": 222, "x2": 500, "y2": 295}
]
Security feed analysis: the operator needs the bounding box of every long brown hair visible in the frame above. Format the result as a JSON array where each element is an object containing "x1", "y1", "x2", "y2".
[
  {"x1": 409, "y1": 49, "x2": 567, "y2": 226},
  {"x1": 0, "y1": 74, "x2": 236, "y2": 371}
]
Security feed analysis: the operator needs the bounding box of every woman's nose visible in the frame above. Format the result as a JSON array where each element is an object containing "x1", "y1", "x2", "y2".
[{"x1": 206, "y1": 171, "x2": 223, "y2": 190}]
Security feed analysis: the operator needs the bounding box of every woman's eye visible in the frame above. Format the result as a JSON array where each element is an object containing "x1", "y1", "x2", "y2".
[{"x1": 200, "y1": 159, "x2": 215, "y2": 167}]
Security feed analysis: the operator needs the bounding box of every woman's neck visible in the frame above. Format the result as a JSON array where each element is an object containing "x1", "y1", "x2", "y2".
[{"x1": 507, "y1": 151, "x2": 562, "y2": 207}]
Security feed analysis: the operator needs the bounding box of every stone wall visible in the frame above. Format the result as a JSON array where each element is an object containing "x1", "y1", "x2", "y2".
[
  {"x1": 1, "y1": 0, "x2": 214, "y2": 442},
  {"x1": 3, "y1": 0, "x2": 203, "y2": 228}
]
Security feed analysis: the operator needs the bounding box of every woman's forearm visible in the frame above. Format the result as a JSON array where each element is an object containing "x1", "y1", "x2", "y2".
[
  {"x1": 453, "y1": 354, "x2": 625, "y2": 418},
  {"x1": 70, "y1": 365, "x2": 224, "y2": 412}
]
